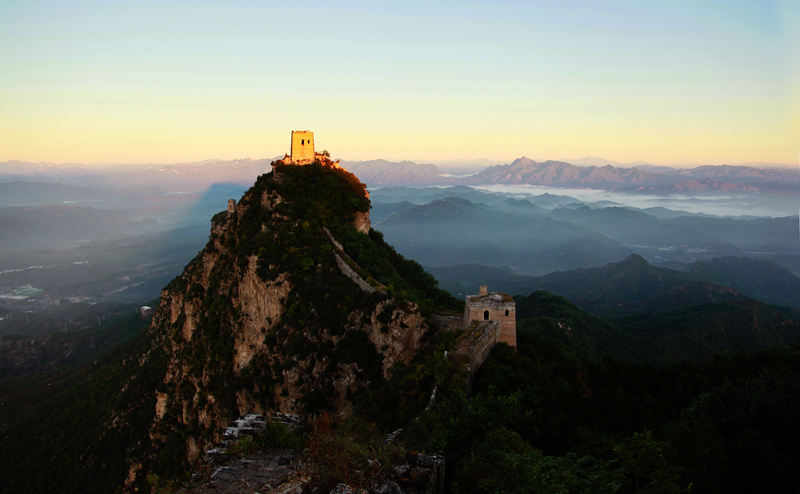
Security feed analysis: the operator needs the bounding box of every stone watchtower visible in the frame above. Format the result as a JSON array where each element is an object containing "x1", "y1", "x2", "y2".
[
  {"x1": 464, "y1": 285, "x2": 517, "y2": 347},
  {"x1": 290, "y1": 130, "x2": 315, "y2": 164},
  {"x1": 280, "y1": 130, "x2": 341, "y2": 168}
]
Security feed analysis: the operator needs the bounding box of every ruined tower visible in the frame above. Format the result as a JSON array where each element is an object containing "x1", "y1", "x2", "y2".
[
  {"x1": 290, "y1": 130, "x2": 315, "y2": 164},
  {"x1": 464, "y1": 285, "x2": 516, "y2": 347}
]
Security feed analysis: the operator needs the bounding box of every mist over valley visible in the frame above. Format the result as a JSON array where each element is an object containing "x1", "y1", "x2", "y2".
[
  {"x1": 1, "y1": 157, "x2": 797, "y2": 313},
  {"x1": 2, "y1": 156, "x2": 799, "y2": 493},
  {"x1": 4, "y1": 1, "x2": 799, "y2": 490}
]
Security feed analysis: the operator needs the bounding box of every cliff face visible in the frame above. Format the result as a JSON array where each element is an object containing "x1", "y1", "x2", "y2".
[{"x1": 126, "y1": 161, "x2": 446, "y2": 485}]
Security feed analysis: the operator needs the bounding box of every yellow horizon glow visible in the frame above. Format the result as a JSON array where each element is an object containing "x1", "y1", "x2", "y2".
[
  {"x1": 1, "y1": 1, "x2": 797, "y2": 168},
  {"x1": 1, "y1": 111, "x2": 796, "y2": 167}
]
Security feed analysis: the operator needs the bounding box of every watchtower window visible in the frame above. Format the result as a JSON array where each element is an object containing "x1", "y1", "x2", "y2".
[
  {"x1": 483, "y1": 310, "x2": 489, "y2": 320},
  {"x1": 505, "y1": 310, "x2": 509, "y2": 316},
  {"x1": 301, "y1": 139, "x2": 305, "y2": 144}
]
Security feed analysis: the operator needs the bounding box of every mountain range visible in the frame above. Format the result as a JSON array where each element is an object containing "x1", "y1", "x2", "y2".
[
  {"x1": 428, "y1": 254, "x2": 800, "y2": 315},
  {"x1": 375, "y1": 196, "x2": 634, "y2": 275},
  {"x1": 465, "y1": 157, "x2": 800, "y2": 192},
  {"x1": 468, "y1": 157, "x2": 674, "y2": 187},
  {"x1": 514, "y1": 289, "x2": 800, "y2": 366},
  {"x1": 4, "y1": 157, "x2": 799, "y2": 192},
  {"x1": 2, "y1": 157, "x2": 800, "y2": 494},
  {"x1": 374, "y1": 194, "x2": 798, "y2": 276},
  {"x1": 0, "y1": 158, "x2": 274, "y2": 192},
  {"x1": 339, "y1": 159, "x2": 454, "y2": 185}
]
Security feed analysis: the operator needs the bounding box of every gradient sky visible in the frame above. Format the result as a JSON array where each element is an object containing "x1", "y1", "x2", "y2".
[{"x1": 1, "y1": 0, "x2": 798, "y2": 166}]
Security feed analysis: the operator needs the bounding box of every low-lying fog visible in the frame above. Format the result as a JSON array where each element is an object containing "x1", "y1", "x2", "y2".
[{"x1": 472, "y1": 185, "x2": 798, "y2": 218}]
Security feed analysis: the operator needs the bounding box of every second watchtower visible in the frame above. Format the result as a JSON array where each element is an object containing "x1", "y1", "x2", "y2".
[{"x1": 464, "y1": 285, "x2": 517, "y2": 347}]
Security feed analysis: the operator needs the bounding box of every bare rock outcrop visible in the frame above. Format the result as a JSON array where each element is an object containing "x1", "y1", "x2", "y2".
[
  {"x1": 367, "y1": 300, "x2": 429, "y2": 379},
  {"x1": 122, "y1": 161, "x2": 443, "y2": 490}
]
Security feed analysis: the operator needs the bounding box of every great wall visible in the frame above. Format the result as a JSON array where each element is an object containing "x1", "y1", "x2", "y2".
[{"x1": 232, "y1": 131, "x2": 518, "y2": 382}]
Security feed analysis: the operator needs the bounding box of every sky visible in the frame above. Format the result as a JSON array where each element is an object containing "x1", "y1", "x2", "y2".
[{"x1": 1, "y1": 0, "x2": 798, "y2": 166}]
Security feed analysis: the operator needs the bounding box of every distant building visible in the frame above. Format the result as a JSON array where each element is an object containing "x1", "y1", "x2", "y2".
[{"x1": 464, "y1": 284, "x2": 516, "y2": 347}]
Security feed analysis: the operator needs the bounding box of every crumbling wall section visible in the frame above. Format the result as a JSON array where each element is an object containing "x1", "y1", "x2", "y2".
[
  {"x1": 334, "y1": 253, "x2": 375, "y2": 294},
  {"x1": 453, "y1": 321, "x2": 501, "y2": 380}
]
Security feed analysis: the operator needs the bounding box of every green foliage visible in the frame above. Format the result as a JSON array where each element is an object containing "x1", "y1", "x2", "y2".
[
  {"x1": 229, "y1": 435, "x2": 258, "y2": 455},
  {"x1": 410, "y1": 307, "x2": 800, "y2": 494},
  {"x1": 146, "y1": 473, "x2": 178, "y2": 494},
  {"x1": 665, "y1": 366, "x2": 800, "y2": 492},
  {"x1": 421, "y1": 386, "x2": 531, "y2": 454},
  {"x1": 360, "y1": 328, "x2": 464, "y2": 429},
  {"x1": 457, "y1": 429, "x2": 624, "y2": 494},
  {"x1": 305, "y1": 415, "x2": 406, "y2": 492},
  {"x1": 515, "y1": 290, "x2": 648, "y2": 362},
  {"x1": 208, "y1": 161, "x2": 459, "y2": 419},
  {"x1": 258, "y1": 420, "x2": 303, "y2": 450},
  {"x1": 613, "y1": 430, "x2": 684, "y2": 493},
  {"x1": 16, "y1": 162, "x2": 800, "y2": 494},
  {"x1": 0, "y1": 314, "x2": 166, "y2": 494},
  {"x1": 334, "y1": 225, "x2": 462, "y2": 312},
  {"x1": 607, "y1": 300, "x2": 800, "y2": 365},
  {"x1": 0, "y1": 304, "x2": 146, "y2": 377},
  {"x1": 331, "y1": 330, "x2": 383, "y2": 384},
  {"x1": 517, "y1": 289, "x2": 800, "y2": 367}
]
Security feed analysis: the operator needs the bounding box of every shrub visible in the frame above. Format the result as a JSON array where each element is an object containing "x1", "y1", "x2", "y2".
[
  {"x1": 259, "y1": 420, "x2": 304, "y2": 450},
  {"x1": 229, "y1": 435, "x2": 258, "y2": 455},
  {"x1": 305, "y1": 415, "x2": 405, "y2": 492}
]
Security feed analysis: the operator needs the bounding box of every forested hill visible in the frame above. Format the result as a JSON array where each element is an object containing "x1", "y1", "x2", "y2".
[
  {"x1": 515, "y1": 290, "x2": 800, "y2": 367},
  {"x1": 0, "y1": 160, "x2": 461, "y2": 493},
  {"x1": 2, "y1": 160, "x2": 799, "y2": 494},
  {"x1": 430, "y1": 254, "x2": 800, "y2": 314}
]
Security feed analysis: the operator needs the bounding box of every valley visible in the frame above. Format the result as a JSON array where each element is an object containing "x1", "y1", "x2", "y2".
[
  {"x1": 4, "y1": 1, "x2": 798, "y2": 491},
  {"x1": 0, "y1": 157, "x2": 799, "y2": 494}
]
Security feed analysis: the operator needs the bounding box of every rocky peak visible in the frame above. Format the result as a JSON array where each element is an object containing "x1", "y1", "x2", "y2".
[{"x1": 122, "y1": 160, "x2": 459, "y2": 489}]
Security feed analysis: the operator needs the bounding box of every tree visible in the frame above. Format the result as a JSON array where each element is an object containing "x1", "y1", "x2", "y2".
[{"x1": 613, "y1": 430, "x2": 684, "y2": 493}]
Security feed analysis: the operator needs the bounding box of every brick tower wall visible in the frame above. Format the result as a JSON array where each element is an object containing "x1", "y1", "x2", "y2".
[
  {"x1": 290, "y1": 131, "x2": 315, "y2": 163},
  {"x1": 464, "y1": 307, "x2": 515, "y2": 347},
  {"x1": 464, "y1": 297, "x2": 516, "y2": 348},
  {"x1": 497, "y1": 309, "x2": 516, "y2": 347}
]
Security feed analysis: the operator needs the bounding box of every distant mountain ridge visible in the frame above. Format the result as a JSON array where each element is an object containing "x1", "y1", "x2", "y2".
[
  {"x1": 634, "y1": 180, "x2": 761, "y2": 193},
  {"x1": 429, "y1": 254, "x2": 800, "y2": 314},
  {"x1": 376, "y1": 192, "x2": 797, "y2": 278},
  {"x1": 4, "y1": 157, "x2": 798, "y2": 192},
  {"x1": 560, "y1": 156, "x2": 653, "y2": 168},
  {"x1": 0, "y1": 158, "x2": 275, "y2": 191},
  {"x1": 339, "y1": 159, "x2": 452, "y2": 185},
  {"x1": 376, "y1": 196, "x2": 633, "y2": 275},
  {"x1": 468, "y1": 157, "x2": 673, "y2": 187},
  {"x1": 671, "y1": 164, "x2": 800, "y2": 183},
  {"x1": 2, "y1": 154, "x2": 800, "y2": 494},
  {"x1": 466, "y1": 157, "x2": 800, "y2": 191}
]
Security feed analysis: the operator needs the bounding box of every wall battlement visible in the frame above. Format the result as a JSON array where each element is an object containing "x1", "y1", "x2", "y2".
[{"x1": 454, "y1": 320, "x2": 502, "y2": 381}]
